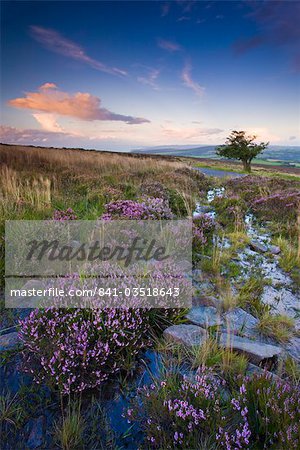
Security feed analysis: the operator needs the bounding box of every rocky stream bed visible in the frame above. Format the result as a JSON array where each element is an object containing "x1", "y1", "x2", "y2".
[{"x1": 1, "y1": 170, "x2": 299, "y2": 449}]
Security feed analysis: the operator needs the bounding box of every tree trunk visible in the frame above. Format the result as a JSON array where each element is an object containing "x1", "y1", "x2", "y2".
[{"x1": 242, "y1": 160, "x2": 251, "y2": 173}]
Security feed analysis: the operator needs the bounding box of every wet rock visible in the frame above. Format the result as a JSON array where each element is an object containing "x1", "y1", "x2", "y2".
[
  {"x1": 27, "y1": 416, "x2": 45, "y2": 449},
  {"x1": 186, "y1": 306, "x2": 222, "y2": 328},
  {"x1": 219, "y1": 333, "x2": 282, "y2": 365},
  {"x1": 164, "y1": 324, "x2": 208, "y2": 347},
  {"x1": 0, "y1": 331, "x2": 22, "y2": 352},
  {"x1": 269, "y1": 245, "x2": 281, "y2": 255},
  {"x1": 223, "y1": 308, "x2": 259, "y2": 339},
  {"x1": 249, "y1": 240, "x2": 268, "y2": 253}
]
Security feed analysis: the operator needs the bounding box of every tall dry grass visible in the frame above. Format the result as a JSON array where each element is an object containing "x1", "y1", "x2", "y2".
[
  {"x1": 0, "y1": 165, "x2": 52, "y2": 209},
  {"x1": 0, "y1": 144, "x2": 185, "y2": 178}
]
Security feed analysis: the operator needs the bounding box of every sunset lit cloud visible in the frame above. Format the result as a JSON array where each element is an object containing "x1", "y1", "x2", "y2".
[{"x1": 8, "y1": 85, "x2": 150, "y2": 124}]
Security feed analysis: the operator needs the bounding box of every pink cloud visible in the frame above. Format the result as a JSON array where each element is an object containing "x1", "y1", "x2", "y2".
[
  {"x1": 8, "y1": 85, "x2": 150, "y2": 125},
  {"x1": 182, "y1": 63, "x2": 205, "y2": 97},
  {"x1": 32, "y1": 113, "x2": 64, "y2": 133},
  {"x1": 158, "y1": 39, "x2": 182, "y2": 52},
  {"x1": 30, "y1": 26, "x2": 127, "y2": 76}
]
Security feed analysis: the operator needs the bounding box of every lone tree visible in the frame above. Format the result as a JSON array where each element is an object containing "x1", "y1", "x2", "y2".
[{"x1": 216, "y1": 130, "x2": 268, "y2": 172}]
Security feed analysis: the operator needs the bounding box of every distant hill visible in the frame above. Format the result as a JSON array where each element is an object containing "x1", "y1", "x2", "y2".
[{"x1": 132, "y1": 145, "x2": 300, "y2": 166}]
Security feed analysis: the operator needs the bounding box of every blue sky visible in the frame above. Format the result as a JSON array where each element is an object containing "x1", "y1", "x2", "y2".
[{"x1": 1, "y1": 0, "x2": 299, "y2": 150}]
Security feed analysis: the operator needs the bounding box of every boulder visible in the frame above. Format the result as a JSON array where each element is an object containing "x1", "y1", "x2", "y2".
[
  {"x1": 219, "y1": 333, "x2": 282, "y2": 365},
  {"x1": 0, "y1": 331, "x2": 22, "y2": 353},
  {"x1": 164, "y1": 324, "x2": 208, "y2": 347},
  {"x1": 186, "y1": 306, "x2": 222, "y2": 328},
  {"x1": 223, "y1": 308, "x2": 259, "y2": 339},
  {"x1": 250, "y1": 240, "x2": 268, "y2": 253}
]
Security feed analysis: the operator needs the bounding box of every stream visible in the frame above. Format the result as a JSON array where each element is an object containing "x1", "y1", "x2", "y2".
[{"x1": 1, "y1": 169, "x2": 299, "y2": 449}]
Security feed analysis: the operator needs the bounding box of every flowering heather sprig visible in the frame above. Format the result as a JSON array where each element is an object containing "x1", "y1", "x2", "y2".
[{"x1": 52, "y1": 208, "x2": 78, "y2": 221}]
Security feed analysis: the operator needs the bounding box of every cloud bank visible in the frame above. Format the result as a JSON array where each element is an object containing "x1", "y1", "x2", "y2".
[{"x1": 8, "y1": 84, "x2": 150, "y2": 125}]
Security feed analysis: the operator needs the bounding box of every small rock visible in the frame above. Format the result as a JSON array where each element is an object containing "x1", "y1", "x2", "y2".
[
  {"x1": 219, "y1": 333, "x2": 282, "y2": 365},
  {"x1": 0, "y1": 331, "x2": 22, "y2": 352},
  {"x1": 250, "y1": 240, "x2": 268, "y2": 253},
  {"x1": 27, "y1": 416, "x2": 45, "y2": 449},
  {"x1": 269, "y1": 245, "x2": 281, "y2": 255},
  {"x1": 223, "y1": 308, "x2": 259, "y2": 339},
  {"x1": 186, "y1": 306, "x2": 222, "y2": 328},
  {"x1": 164, "y1": 324, "x2": 208, "y2": 347}
]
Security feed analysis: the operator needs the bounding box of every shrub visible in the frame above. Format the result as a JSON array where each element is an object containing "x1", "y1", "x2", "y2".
[
  {"x1": 19, "y1": 307, "x2": 150, "y2": 394},
  {"x1": 193, "y1": 214, "x2": 216, "y2": 248},
  {"x1": 53, "y1": 208, "x2": 78, "y2": 221},
  {"x1": 101, "y1": 197, "x2": 173, "y2": 220},
  {"x1": 127, "y1": 369, "x2": 300, "y2": 449},
  {"x1": 127, "y1": 366, "x2": 251, "y2": 449},
  {"x1": 244, "y1": 373, "x2": 300, "y2": 449},
  {"x1": 252, "y1": 190, "x2": 300, "y2": 223}
]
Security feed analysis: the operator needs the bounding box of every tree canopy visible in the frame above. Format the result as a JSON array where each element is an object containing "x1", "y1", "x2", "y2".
[{"x1": 216, "y1": 130, "x2": 268, "y2": 172}]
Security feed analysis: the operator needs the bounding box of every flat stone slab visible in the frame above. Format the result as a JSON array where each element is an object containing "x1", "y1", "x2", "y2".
[
  {"x1": 219, "y1": 333, "x2": 282, "y2": 365},
  {"x1": 223, "y1": 308, "x2": 259, "y2": 338},
  {"x1": 0, "y1": 332, "x2": 22, "y2": 352},
  {"x1": 250, "y1": 240, "x2": 268, "y2": 253},
  {"x1": 164, "y1": 324, "x2": 208, "y2": 347},
  {"x1": 186, "y1": 306, "x2": 222, "y2": 328}
]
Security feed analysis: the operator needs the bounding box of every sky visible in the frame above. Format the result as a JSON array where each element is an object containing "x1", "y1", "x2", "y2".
[{"x1": 0, "y1": 0, "x2": 299, "y2": 151}]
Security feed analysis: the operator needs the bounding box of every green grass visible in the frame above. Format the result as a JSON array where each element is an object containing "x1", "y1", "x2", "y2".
[{"x1": 257, "y1": 312, "x2": 295, "y2": 343}]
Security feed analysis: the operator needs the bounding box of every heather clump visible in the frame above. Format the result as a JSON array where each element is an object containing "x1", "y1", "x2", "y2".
[
  {"x1": 193, "y1": 214, "x2": 216, "y2": 248},
  {"x1": 244, "y1": 372, "x2": 300, "y2": 449},
  {"x1": 19, "y1": 307, "x2": 150, "y2": 395},
  {"x1": 52, "y1": 208, "x2": 78, "y2": 221},
  {"x1": 139, "y1": 180, "x2": 169, "y2": 201},
  {"x1": 252, "y1": 190, "x2": 300, "y2": 223},
  {"x1": 127, "y1": 368, "x2": 300, "y2": 449},
  {"x1": 101, "y1": 197, "x2": 173, "y2": 220},
  {"x1": 126, "y1": 366, "x2": 251, "y2": 449}
]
